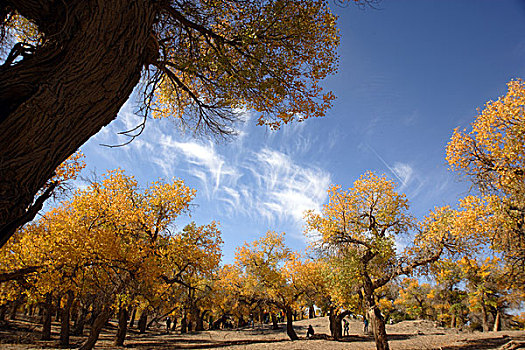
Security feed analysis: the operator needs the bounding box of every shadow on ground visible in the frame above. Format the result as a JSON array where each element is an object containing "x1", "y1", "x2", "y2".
[
  {"x1": 440, "y1": 335, "x2": 525, "y2": 350},
  {"x1": 125, "y1": 338, "x2": 290, "y2": 349}
]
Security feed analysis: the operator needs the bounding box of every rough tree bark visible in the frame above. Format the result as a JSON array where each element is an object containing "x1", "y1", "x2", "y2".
[
  {"x1": 41, "y1": 293, "x2": 53, "y2": 340},
  {"x1": 59, "y1": 290, "x2": 74, "y2": 346},
  {"x1": 363, "y1": 279, "x2": 390, "y2": 350},
  {"x1": 54, "y1": 294, "x2": 62, "y2": 322},
  {"x1": 129, "y1": 308, "x2": 137, "y2": 328},
  {"x1": 481, "y1": 299, "x2": 490, "y2": 332},
  {"x1": 0, "y1": 305, "x2": 7, "y2": 322},
  {"x1": 271, "y1": 313, "x2": 279, "y2": 330},
  {"x1": 180, "y1": 314, "x2": 187, "y2": 334},
  {"x1": 285, "y1": 307, "x2": 298, "y2": 341},
  {"x1": 493, "y1": 309, "x2": 501, "y2": 332},
  {"x1": 308, "y1": 302, "x2": 315, "y2": 319},
  {"x1": 114, "y1": 306, "x2": 129, "y2": 346},
  {"x1": 0, "y1": 0, "x2": 157, "y2": 247},
  {"x1": 195, "y1": 310, "x2": 205, "y2": 332},
  {"x1": 138, "y1": 310, "x2": 148, "y2": 334},
  {"x1": 9, "y1": 296, "x2": 22, "y2": 320},
  {"x1": 79, "y1": 305, "x2": 112, "y2": 350},
  {"x1": 72, "y1": 304, "x2": 89, "y2": 336},
  {"x1": 329, "y1": 308, "x2": 351, "y2": 340}
]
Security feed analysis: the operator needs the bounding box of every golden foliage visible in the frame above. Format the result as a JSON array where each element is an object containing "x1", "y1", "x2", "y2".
[{"x1": 150, "y1": 0, "x2": 339, "y2": 133}]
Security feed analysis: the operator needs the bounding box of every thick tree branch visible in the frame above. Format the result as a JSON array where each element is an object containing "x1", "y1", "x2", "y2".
[
  {"x1": 0, "y1": 181, "x2": 57, "y2": 247},
  {"x1": 0, "y1": 265, "x2": 41, "y2": 282}
]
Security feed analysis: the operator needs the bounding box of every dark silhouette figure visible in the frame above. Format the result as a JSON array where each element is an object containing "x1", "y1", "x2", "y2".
[
  {"x1": 343, "y1": 318, "x2": 349, "y2": 336},
  {"x1": 166, "y1": 316, "x2": 171, "y2": 334},
  {"x1": 363, "y1": 317, "x2": 369, "y2": 334},
  {"x1": 307, "y1": 325, "x2": 315, "y2": 338}
]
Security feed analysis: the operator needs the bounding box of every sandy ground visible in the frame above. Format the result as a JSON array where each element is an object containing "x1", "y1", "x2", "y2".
[{"x1": 1, "y1": 315, "x2": 524, "y2": 349}]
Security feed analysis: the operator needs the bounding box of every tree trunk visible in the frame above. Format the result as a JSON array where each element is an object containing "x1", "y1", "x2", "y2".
[
  {"x1": 189, "y1": 304, "x2": 203, "y2": 331},
  {"x1": 59, "y1": 290, "x2": 74, "y2": 346},
  {"x1": 450, "y1": 314, "x2": 456, "y2": 328},
  {"x1": 363, "y1": 278, "x2": 389, "y2": 350},
  {"x1": 114, "y1": 306, "x2": 129, "y2": 346},
  {"x1": 41, "y1": 293, "x2": 53, "y2": 340},
  {"x1": 180, "y1": 315, "x2": 187, "y2": 334},
  {"x1": 55, "y1": 294, "x2": 62, "y2": 322},
  {"x1": 9, "y1": 298, "x2": 20, "y2": 320},
  {"x1": 72, "y1": 304, "x2": 88, "y2": 336},
  {"x1": 71, "y1": 303, "x2": 78, "y2": 324},
  {"x1": 493, "y1": 310, "x2": 501, "y2": 332},
  {"x1": 328, "y1": 307, "x2": 351, "y2": 340},
  {"x1": 0, "y1": 0, "x2": 157, "y2": 248},
  {"x1": 285, "y1": 307, "x2": 298, "y2": 341},
  {"x1": 481, "y1": 302, "x2": 489, "y2": 332},
  {"x1": 271, "y1": 313, "x2": 279, "y2": 330},
  {"x1": 79, "y1": 306, "x2": 112, "y2": 350},
  {"x1": 138, "y1": 310, "x2": 148, "y2": 334},
  {"x1": 129, "y1": 308, "x2": 137, "y2": 328},
  {"x1": 329, "y1": 307, "x2": 342, "y2": 340},
  {"x1": 308, "y1": 302, "x2": 315, "y2": 319},
  {"x1": 195, "y1": 312, "x2": 205, "y2": 331},
  {"x1": 0, "y1": 304, "x2": 7, "y2": 322},
  {"x1": 368, "y1": 305, "x2": 389, "y2": 350}
]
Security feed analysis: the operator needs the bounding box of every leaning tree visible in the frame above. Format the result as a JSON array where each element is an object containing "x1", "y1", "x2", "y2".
[{"x1": 0, "y1": 0, "x2": 375, "y2": 246}]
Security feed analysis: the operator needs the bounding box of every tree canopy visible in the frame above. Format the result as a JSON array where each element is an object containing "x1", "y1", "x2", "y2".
[{"x1": 446, "y1": 79, "x2": 525, "y2": 284}]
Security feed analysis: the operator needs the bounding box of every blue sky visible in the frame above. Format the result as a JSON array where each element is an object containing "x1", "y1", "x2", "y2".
[{"x1": 79, "y1": 0, "x2": 525, "y2": 263}]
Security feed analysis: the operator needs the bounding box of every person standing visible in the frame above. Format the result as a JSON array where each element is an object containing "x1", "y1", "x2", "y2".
[{"x1": 166, "y1": 316, "x2": 172, "y2": 334}]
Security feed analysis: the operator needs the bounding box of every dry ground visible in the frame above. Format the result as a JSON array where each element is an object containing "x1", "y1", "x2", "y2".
[{"x1": 1, "y1": 315, "x2": 524, "y2": 350}]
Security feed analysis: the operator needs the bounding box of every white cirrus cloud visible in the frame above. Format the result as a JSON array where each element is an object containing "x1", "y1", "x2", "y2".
[
  {"x1": 392, "y1": 162, "x2": 414, "y2": 187},
  {"x1": 87, "y1": 106, "x2": 332, "y2": 233},
  {"x1": 156, "y1": 135, "x2": 240, "y2": 198},
  {"x1": 249, "y1": 148, "x2": 331, "y2": 224}
]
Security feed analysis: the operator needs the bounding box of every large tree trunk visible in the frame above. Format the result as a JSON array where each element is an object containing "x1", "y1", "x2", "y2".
[
  {"x1": 367, "y1": 305, "x2": 389, "y2": 350},
  {"x1": 138, "y1": 310, "x2": 148, "y2": 334},
  {"x1": 55, "y1": 294, "x2": 62, "y2": 322},
  {"x1": 59, "y1": 290, "x2": 74, "y2": 346},
  {"x1": 195, "y1": 311, "x2": 205, "y2": 331},
  {"x1": 79, "y1": 305, "x2": 112, "y2": 350},
  {"x1": 129, "y1": 308, "x2": 137, "y2": 328},
  {"x1": 493, "y1": 309, "x2": 501, "y2": 332},
  {"x1": 180, "y1": 315, "x2": 188, "y2": 334},
  {"x1": 9, "y1": 297, "x2": 22, "y2": 320},
  {"x1": 271, "y1": 313, "x2": 279, "y2": 330},
  {"x1": 328, "y1": 307, "x2": 340, "y2": 340},
  {"x1": 285, "y1": 307, "x2": 298, "y2": 341},
  {"x1": 72, "y1": 304, "x2": 89, "y2": 336},
  {"x1": 328, "y1": 307, "x2": 351, "y2": 340},
  {"x1": 0, "y1": 0, "x2": 157, "y2": 247},
  {"x1": 481, "y1": 301, "x2": 489, "y2": 332},
  {"x1": 308, "y1": 302, "x2": 315, "y2": 319},
  {"x1": 363, "y1": 280, "x2": 389, "y2": 350},
  {"x1": 41, "y1": 293, "x2": 53, "y2": 340},
  {"x1": 0, "y1": 304, "x2": 7, "y2": 322},
  {"x1": 114, "y1": 306, "x2": 129, "y2": 346}
]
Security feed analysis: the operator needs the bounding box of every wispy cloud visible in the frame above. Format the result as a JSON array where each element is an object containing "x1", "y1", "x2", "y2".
[
  {"x1": 84, "y1": 102, "x2": 332, "y2": 239},
  {"x1": 249, "y1": 148, "x2": 331, "y2": 224},
  {"x1": 392, "y1": 162, "x2": 414, "y2": 187}
]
